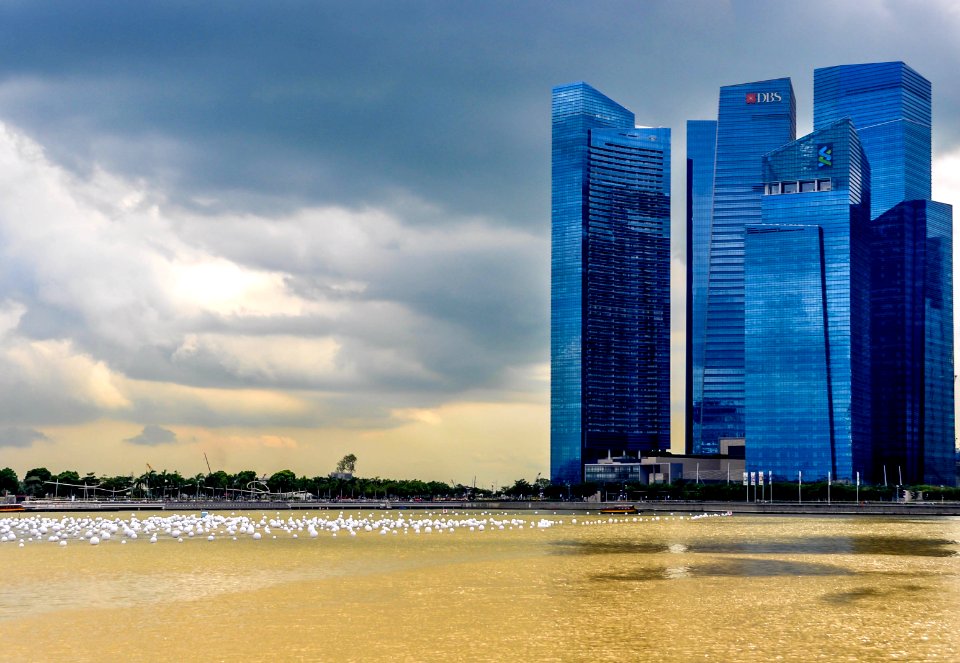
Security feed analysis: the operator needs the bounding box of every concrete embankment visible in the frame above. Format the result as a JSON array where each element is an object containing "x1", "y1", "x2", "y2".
[
  {"x1": 470, "y1": 500, "x2": 960, "y2": 517},
  {"x1": 17, "y1": 499, "x2": 960, "y2": 516}
]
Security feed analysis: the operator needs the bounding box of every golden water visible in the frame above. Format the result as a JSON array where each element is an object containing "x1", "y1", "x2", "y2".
[{"x1": 1, "y1": 511, "x2": 959, "y2": 662}]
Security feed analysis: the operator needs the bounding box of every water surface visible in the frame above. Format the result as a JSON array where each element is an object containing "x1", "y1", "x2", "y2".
[{"x1": 1, "y1": 511, "x2": 957, "y2": 661}]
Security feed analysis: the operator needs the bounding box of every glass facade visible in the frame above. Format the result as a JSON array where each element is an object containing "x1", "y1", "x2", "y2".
[
  {"x1": 697, "y1": 78, "x2": 796, "y2": 454},
  {"x1": 746, "y1": 120, "x2": 871, "y2": 481},
  {"x1": 871, "y1": 200, "x2": 955, "y2": 485},
  {"x1": 686, "y1": 120, "x2": 717, "y2": 454},
  {"x1": 814, "y1": 62, "x2": 931, "y2": 220},
  {"x1": 745, "y1": 225, "x2": 833, "y2": 477},
  {"x1": 551, "y1": 83, "x2": 671, "y2": 484},
  {"x1": 815, "y1": 61, "x2": 954, "y2": 486},
  {"x1": 584, "y1": 462, "x2": 645, "y2": 485}
]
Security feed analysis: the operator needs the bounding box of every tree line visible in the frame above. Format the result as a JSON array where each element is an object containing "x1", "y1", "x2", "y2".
[
  {"x1": 0, "y1": 466, "x2": 490, "y2": 500},
  {"x1": 1, "y1": 465, "x2": 956, "y2": 502}
]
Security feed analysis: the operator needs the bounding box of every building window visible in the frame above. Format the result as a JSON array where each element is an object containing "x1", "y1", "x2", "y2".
[{"x1": 765, "y1": 180, "x2": 831, "y2": 195}]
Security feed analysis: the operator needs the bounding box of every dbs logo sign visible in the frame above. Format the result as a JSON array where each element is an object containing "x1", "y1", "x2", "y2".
[{"x1": 746, "y1": 92, "x2": 782, "y2": 104}]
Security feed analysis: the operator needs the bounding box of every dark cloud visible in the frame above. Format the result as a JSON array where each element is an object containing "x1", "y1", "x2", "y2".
[
  {"x1": 0, "y1": 427, "x2": 50, "y2": 448},
  {"x1": 0, "y1": 1, "x2": 956, "y2": 228},
  {"x1": 0, "y1": 0, "x2": 956, "y2": 439},
  {"x1": 124, "y1": 425, "x2": 178, "y2": 446}
]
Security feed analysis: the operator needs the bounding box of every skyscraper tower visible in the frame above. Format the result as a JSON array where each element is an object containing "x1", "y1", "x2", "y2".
[
  {"x1": 871, "y1": 200, "x2": 954, "y2": 485},
  {"x1": 745, "y1": 119, "x2": 872, "y2": 481},
  {"x1": 814, "y1": 62, "x2": 931, "y2": 220},
  {"x1": 686, "y1": 120, "x2": 717, "y2": 454},
  {"x1": 695, "y1": 78, "x2": 796, "y2": 455},
  {"x1": 815, "y1": 61, "x2": 954, "y2": 485},
  {"x1": 551, "y1": 83, "x2": 671, "y2": 484}
]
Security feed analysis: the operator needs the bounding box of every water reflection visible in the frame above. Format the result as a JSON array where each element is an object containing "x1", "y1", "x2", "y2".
[
  {"x1": 822, "y1": 583, "x2": 927, "y2": 605},
  {"x1": 550, "y1": 540, "x2": 672, "y2": 555},
  {"x1": 593, "y1": 558, "x2": 851, "y2": 583},
  {"x1": 554, "y1": 535, "x2": 958, "y2": 557}
]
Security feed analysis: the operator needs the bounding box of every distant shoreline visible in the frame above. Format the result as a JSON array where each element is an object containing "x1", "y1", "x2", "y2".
[{"x1": 11, "y1": 499, "x2": 960, "y2": 517}]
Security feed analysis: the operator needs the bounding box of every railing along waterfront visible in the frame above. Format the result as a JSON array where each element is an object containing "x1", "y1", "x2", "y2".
[{"x1": 13, "y1": 498, "x2": 960, "y2": 515}]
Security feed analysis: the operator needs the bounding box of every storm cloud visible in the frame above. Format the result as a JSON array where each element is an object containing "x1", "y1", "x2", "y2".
[
  {"x1": 0, "y1": 427, "x2": 50, "y2": 449},
  {"x1": 0, "y1": 1, "x2": 957, "y2": 478},
  {"x1": 124, "y1": 424, "x2": 178, "y2": 446},
  {"x1": 0, "y1": 1, "x2": 957, "y2": 223}
]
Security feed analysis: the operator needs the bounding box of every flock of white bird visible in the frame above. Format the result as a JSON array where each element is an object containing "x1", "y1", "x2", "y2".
[{"x1": 0, "y1": 510, "x2": 732, "y2": 548}]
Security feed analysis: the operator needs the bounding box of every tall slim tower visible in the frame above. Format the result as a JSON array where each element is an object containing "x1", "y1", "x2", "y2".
[
  {"x1": 871, "y1": 200, "x2": 955, "y2": 485},
  {"x1": 551, "y1": 83, "x2": 671, "y2": 484},
  {"x1": 814, "y1": 61, "x2": 931, "y2": 220},
  {"x1": 696, "y1": 78, "x2": 796, "y2": 454},
  {"x1": 686, "y1": 120, "x2": 717, "y2": 454}
]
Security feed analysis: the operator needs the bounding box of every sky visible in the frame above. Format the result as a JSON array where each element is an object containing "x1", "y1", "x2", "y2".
[{"x1": 1, "y1": 0, "x2": 959, "y2": 486}]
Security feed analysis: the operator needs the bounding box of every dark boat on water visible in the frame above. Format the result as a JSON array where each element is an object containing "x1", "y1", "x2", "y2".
[{"x1": 599, "y1": 505, "x2": 639, "y2": 515}]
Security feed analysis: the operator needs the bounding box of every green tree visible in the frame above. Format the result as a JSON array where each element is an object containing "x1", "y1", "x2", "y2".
[
  {"x1": 268, "y1": 469, "x2": 297, "y2": 493},
  {"x1": 336, "y1": 454, "x2": 357, "y2": 473},
  {"x1": 504, "y1": 479, "x2": 533, "y2": 499},
  {"x1": 99, "y1": 474, "x2": 134, "y2": 497},
  {"x1": 234, "y1": 470, "x2": 258, "y2": 495},
  {"x1": 25, "y1": 467, "x2": 51, "y2": 482},
  {"x1": 427, "y1": 481, "x2": 451, "y2": 498},
  {"x1": 165, "y1": 471, "x2": 187, "y2": 497},
  {"x1": 55, "y1": 471, "x2": 82, "y2": 498},
  {"x1": 0, "y1": 467, "x2": 19, "y2": 495},
  {"x1": 205, "y1": 470, "x2": 230, "y2": 497},
  {"x1": 542, "y1": 482, "x2": 566, "y2": 500},
  {"x1": 136, "y1": 469, "x2": 159, "y2": 498},
  {"x1": 56, "y1": 470, "x2": 81, "y2": 483},
  {"x1": 191, "y1": 473, "x2": 206, "y2": 498},
  {"x1": 22, "y1": 467, "x2": 51, "y2": 497},
  {"x1": 570, "y1": 482, "x2": 599, "y2": 499}
]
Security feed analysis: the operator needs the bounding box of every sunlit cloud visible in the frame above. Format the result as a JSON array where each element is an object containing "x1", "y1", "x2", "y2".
[
  {"x1": 932, "y1": 151, "x2": 960, "y2": 208},
  {"x1": 1, "y1": 1, "x2": 957, "y2": 482}
]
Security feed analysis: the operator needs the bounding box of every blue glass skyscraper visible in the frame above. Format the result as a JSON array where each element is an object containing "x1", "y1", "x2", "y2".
[
  {"x1": 686, "y1": 120, "x2": 717, "y2": 453},
  {"x1": 816, "y1": 61, "x2": 954, "y2": 486},
  {"x1": 814, "y1": 62, "x2": 931, "y2": 220},
  {"x1": 551, "y1": 83, "x2": 671, "y2": 484},
  {"x1": 696, "y1": 78, "x2": 795, "y2": 455},
  {"x1": 871, "y1": 201, "x2": 955, "y2": 485},
  {"x1": 745, "y1": 224, "x2": 834, "y2": 476},
  {"x1": 682, "y1": 61, "x2": 952, "y2": 484},
  {"x1": 746, "y1": 120, "x2": 871, "y2": 481}
]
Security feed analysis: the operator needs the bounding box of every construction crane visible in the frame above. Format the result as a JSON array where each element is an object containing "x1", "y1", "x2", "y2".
[{"x1": 203, "y1": 452, "x2": 212, "y2": 475}]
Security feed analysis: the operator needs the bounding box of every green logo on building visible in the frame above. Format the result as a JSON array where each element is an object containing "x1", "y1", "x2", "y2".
[{"x1": 818, "y1": 144, "x2": 833, "y2": 168}]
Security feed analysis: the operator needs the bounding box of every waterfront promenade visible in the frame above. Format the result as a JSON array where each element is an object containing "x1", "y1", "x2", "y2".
[{"x1": 16, "y1": 498, "x2": 960, "y2": 516}]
